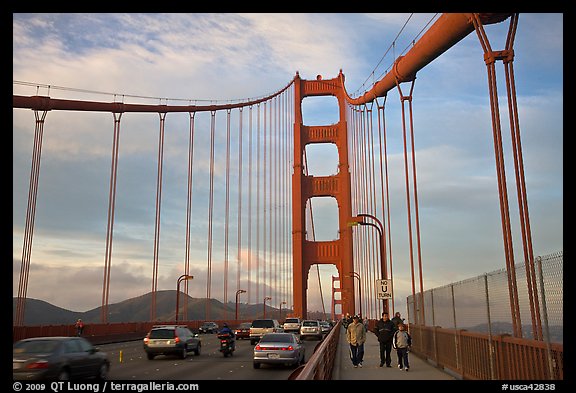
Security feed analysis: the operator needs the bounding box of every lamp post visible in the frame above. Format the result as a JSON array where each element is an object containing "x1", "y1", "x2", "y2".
[
  {"x1": 175, "y1": 274, "x2": 194, "y2": 322},
  {"x1": 347, "y1": 272, "x2": 362, "y2": 317},
  {"x1": 279, "y1": 301, "x2": 286, "y2": 321},
  {"x1": 350, "y1": 213, "x2": 389, "y2": 313},
  {"x1": 235, "y1": 289, "x2": 246, "y2": 321},
  {"x1": 263, "y1": 296, "x2": 272, "y2": 318}
]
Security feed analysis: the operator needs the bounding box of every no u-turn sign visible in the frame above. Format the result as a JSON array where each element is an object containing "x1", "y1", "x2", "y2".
[{"x1": 376, "y1": 279, "x2": 392, "y2": 299}]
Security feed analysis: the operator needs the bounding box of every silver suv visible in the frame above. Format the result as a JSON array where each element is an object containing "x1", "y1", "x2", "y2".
[
  {"x1": 283, "y1": 317, "x2": 301, "y2": 333},
  {"x1": 300, "y1": 320, "x2": 323, "y2": 340},
  {"x1": 249, "y1": 319, "x2": 282, "y2": 345},
  {"x1": 143, "y1": 325, "x2": 201, "y2": 360}
]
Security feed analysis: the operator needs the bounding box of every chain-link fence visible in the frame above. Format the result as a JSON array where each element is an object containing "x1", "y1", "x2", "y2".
[{"x1": 407, "y1": 251, "x2": 563, "y2": 343}]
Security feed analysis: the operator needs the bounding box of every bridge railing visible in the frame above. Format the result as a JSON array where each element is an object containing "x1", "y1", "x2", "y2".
[
  {"x1": 410, "y1": 324, "x2": 563, "y2": 380},
  {"x1": 288, "y1": 320, "x2": 341, "y2": 380},
  {"x1": 13, "y1": 319, "x2": 254, "y2": 345}
]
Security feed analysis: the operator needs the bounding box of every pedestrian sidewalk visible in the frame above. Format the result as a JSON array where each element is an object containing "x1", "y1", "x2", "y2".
[{"x1": 332, "y1": 326, "x2": 457, "y2": 380}]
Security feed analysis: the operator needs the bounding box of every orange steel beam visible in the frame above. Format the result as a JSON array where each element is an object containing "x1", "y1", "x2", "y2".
[{"x1": 343, "y1": 13, "x2": 512, "y2": 105}]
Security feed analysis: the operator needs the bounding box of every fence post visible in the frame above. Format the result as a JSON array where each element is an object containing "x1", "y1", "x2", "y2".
[
  {"x1": 485, "y1": 273, "x2": 495, "y2": 379},
  {"x1": 536, "y1": 256, "x2": 555, "y2": 380},
  {"x1": 451, "y1": 283, "x2": 459, "y2": 371},
  {"x1": 431, "y1": 290, "x2": 438, "y2": 364}
]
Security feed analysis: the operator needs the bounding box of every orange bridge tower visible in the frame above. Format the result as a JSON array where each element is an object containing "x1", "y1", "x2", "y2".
[{"x1": 292, "y1": 71, "x2": 355, "y2": 319}]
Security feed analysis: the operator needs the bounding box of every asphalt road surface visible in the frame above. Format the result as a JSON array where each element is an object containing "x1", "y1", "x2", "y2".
[{"x1": 100, "y1": 333, "x2": 323, "y2": 380}]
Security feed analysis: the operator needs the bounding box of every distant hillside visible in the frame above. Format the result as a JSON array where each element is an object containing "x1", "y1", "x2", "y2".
[
  {"x1": 13, "y1": 291, "x2": 305, "y2": 326},
  {"x1": 12, "y1": 298, "x2": 83, "y2": 325}
]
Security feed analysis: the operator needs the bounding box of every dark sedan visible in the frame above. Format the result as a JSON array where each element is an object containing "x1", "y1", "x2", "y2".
[
  {"x1": 234, "y1": 322, "x2": 252, "y2": 340},
  {"x1": 13, "y1": 336, "x2": 110, "y2": 380}
]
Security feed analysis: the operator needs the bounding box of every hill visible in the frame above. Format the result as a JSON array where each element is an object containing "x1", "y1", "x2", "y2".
[{"x1": 13, "y1": 291, "x2": 309, "y2": 325}]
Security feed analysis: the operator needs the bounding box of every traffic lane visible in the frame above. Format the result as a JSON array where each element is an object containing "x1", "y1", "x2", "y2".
[{"x1": 101, "y1": 334, "x2": 322, "y2": 380}]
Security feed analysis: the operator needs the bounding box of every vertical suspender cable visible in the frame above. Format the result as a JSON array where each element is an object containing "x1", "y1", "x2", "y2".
[
  {"x1": 184, "y1": 111, "x2": 196, "y2": 320},
  {"x1": 471, "y1": 14, "x2": 522, "y2": 337},
  {"x1": 376, "y1": 96, "x2": 395, "y2": 315},
  {"x1": 255, "y1": 104, "x2": 261, "y2": 304},
  {"x1": 16, "y1": 110, "x2": 47, "y2": 326},
  {"x1": 502, "y1": 15, "x2": 542, "y2": 341},
  {"x1": 263, "y1": 102, "x2": 267, "y2": 301},
  {"x1": 151, "y1": 112, "x2": 166, "y2": 322},
  {"x1": 224, "y1": 109, "x2": 231, "y2": 319},
  {"x1": 247, "y1": 106, "x2": 253, "y2": 302},
  {"x1": 397, "y1": 80, "x2": 419, "y2": 324},
  {"x1": 206, "y1": 111, "x2": 216, "y2": 320},
  {"x1": 236, "y1": 108, "x2": 243, "y2": 313},
  {"x1": 101, "y1": 112, "x2": 122, "y2": 323}
]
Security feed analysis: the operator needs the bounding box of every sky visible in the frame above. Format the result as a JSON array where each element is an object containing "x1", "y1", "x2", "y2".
[{"x1": 12, "y1": 13, "x2": 563, "y2": 321}]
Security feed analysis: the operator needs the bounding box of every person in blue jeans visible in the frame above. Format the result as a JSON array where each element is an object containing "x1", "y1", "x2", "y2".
[
  {"x1": 346, "y1": 315, "x2": 366, "y2": 368},
  {"x1": 392, "y1": 322, "x2": 412, "y2": 371}
]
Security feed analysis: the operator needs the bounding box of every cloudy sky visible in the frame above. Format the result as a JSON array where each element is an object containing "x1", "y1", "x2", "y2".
[{"x1": 13, "y1": 13, "x2": 563, "y2": 319}]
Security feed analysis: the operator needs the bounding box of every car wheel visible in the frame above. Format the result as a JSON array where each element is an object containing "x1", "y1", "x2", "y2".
[
  {"x1": 253, "y1": 362, "x2": 260, "y2": 369},
  {"x1": 97, "y1": 362, "x2": 109, "y2": 380},
  {"x1": 57, "y1": 369, "x2": 70, "y2": 380},
  {"x1": 194, "y1": 343, "x2": 201, "y2": 356},
  {"x1": 147, "y1": 353, "x2": 155, "y2": 360}
]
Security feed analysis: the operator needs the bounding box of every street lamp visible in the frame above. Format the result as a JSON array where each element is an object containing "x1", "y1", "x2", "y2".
[
  {"x1": 235, "y1": 289, "x2": 246, "y2": 321},
  {"x1": 263, "y1": 296, "x2": 272, "y2": 318},
  {"x1": 349, "y1": 213, "x2": 389, "y2": 313},
  {"x1": 175, "y1": 274, "x2": 194, "y2": 322},
  {"x1": 279, "y1": 301, "x2": 287, "y2": 321},
  {"x1": 347, "y1": 272, "x2": 362, "y2": 318}
]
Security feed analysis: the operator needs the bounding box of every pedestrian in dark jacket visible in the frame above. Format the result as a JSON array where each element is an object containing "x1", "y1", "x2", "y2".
[{"x1": 373, "y1": 312, "x2": 395, "y2": 367}]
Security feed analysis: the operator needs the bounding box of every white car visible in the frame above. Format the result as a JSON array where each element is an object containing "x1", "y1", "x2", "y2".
[{"x1": 299, "y1": 320, "x2": 323, "y2": 340}]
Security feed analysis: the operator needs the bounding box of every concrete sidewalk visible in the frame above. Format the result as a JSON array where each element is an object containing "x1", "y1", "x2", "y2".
[{"x1": 332, "y1": 327, "x2": 457, "y2": 380}]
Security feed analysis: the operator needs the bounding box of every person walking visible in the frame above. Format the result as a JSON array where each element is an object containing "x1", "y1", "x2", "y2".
[
  {"x1": 391, "y1": 311, "x2": 404, "y2": 329},
  {"x1": 373, "y1": 312, "x2": 395, "y2": 367},
  {"x1": 392, "y1": 322, "x2": 412, "y2": 371},
  {"x1": 75, "y1": 319, "x2": 84, "y2": 336},
  {"x1": 346, "y1": 315, "x2": 366, "y2": 368}
]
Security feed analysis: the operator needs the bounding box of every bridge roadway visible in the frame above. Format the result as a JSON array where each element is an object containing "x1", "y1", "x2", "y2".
[{"x1": 98, "y1": 325, "x2": 456, "y2": 381}]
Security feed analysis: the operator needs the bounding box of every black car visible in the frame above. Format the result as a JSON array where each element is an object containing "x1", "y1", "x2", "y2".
[
  {"x1": 13, "y1": 336, "x2": 110, "y2": 380},
  {"x1": 198, "y1": 321, "x2": 219, "y2": 334},
  {"x1": 143, "y1": 325, "x2": 201, "y2": 360}
]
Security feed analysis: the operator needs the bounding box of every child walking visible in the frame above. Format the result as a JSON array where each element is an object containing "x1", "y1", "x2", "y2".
[{"x1": 392, "y1": 322, "x2": 412, "y2": 371}]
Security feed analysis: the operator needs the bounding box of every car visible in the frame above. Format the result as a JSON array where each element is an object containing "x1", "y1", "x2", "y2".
[
  {"x1": 13, "y1": 336, "x2": 110, "y2": 380},
  {"x1": 253, "y1": 333, "x2": 305, "y2": 369},
  {"x1": 198, "y1": 321, "x2": 219, "y2": 334},
  {"x1": 234, "y1": 322, "x2": 252, "y2": 340},
  {"x1": 143, "y1": 325, "x2": 201, "y2": 360},
  {"x1": 320, "y1": 320, "x2": 332, "y2": 334},
  {"x1": 282, "y1": 317, "x2": 301, "y2": 333},
  {"x1": 249, "y1": 319, "x2": 283, "y2": 345},
  {"x1": 300, "y1": 319, "x2": 323, "y2": 340}
]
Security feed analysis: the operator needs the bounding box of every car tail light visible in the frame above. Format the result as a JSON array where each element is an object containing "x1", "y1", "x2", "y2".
[
  {"x1": 26, "y1": 360, "x2": 49, "y2": 369},
  {"x1": 254, "y1": 344, "x2": 261, "y2": 350},
  {"x1": 143, "y1": 333, "x2": 150, "y2": 345}
]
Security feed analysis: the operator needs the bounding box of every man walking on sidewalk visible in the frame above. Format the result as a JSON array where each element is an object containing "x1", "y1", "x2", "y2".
[
  {"x1": 346, "y1": 315, "x2": 366, "y2": 368},
  {"x1": 373, "y1": 312, "x2": 395, "y2": 367}
]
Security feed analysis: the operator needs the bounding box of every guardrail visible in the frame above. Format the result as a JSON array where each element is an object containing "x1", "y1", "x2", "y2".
[{"x1": 288, "y1": 321, "x2": 341, "y2": 380}]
